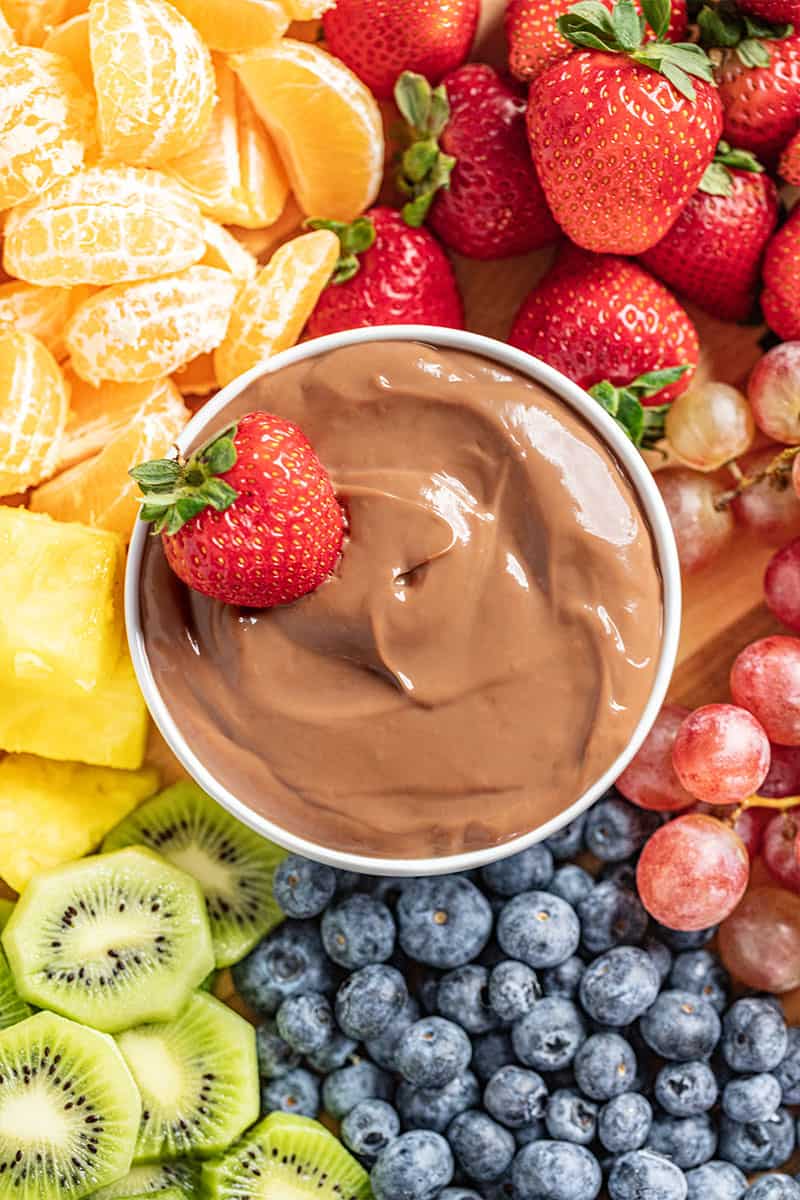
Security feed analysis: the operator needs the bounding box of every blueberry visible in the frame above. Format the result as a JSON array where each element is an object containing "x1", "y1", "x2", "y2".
[
  {"x1": 512, "y1": 1140, "x2": 602, "y2": 1200},
  {"x1": 272, "y1": 854, "x2": 337, "y2": 919},
  {"x1": 685, "y1": 1162, "x2": 747, "y2": 1200},
  {"x1": 481, "y1": 846, "x2": 554, "y2": 896},
  {"x1": 396, "y1": 1017, "x2": 472, "y2": 1090},
  {"x1": 598, "y1": 1093, "x2": 653, "y2": 1153},
  {"x1": 512, "y1": 998, "x2": 587, "y2": 1072},
  {"x1": 260, "y1": 1067, "x2": 320, "y2": 1118},
  {"x1": 497, "y1": 892, "x2": 580, "y2": 968},
  {"x1": 541, "y1": 957, "x2": 586, "y2": 1000},
  {"x1": 775, "y1": 1027, "x2": 800, "y2": 1104},
  {"x1": 722, "y1": 998, "x2": 789, "y2": 1074},
  {"x1": 255, "y1": 1020, "x2": 301, "y2": 1080},
  {"x1": 601, "y1": 861, "x2": 639, "y2": 889},
  {"x1": 472, "y1": 1029, "x2": 517, "y2": 1083},
  {"x1": 488, "y1": 961, "x2": 541, "y2": 1023},
  {"x1": 584, "y1": 795, "x2": 661, "y2": 862},
  {"x1": 515, "y1": 1119, "x2": 546, "y2": 1146},
  {"x1": 580, "y1": 946, "x2": 660, "y2": 1026},
  {"x1": 655, "y1": 924, "x2": 717, "y2": 951},
  {"x1": 322, "y1": 1061, "x2": 394, "y2": 1120},
  {"x1": 578, "y1": 881, "x2": 648, "y2": 954},
  {"x1": 416, "y1": 969, "x2": 442, "y2": 1016},
  {"x1": 321, "y1": 895, "x2": 396, "y2": 970},
  {"x1": 608, "y1": 1150, "x2": 688, "y2": 1200},
  {"x1": 670, "y1": 950, "x2": 730, "y2": 1014},
  {"x1": 647, "y1": 1113, "x2": 718, "y2": 1170},
  {"x1": 365, "y1": 997, "x2": 421, "y2": 1071},
  {"x1": 396, "y1": 877, "x2": 492, "y2": 969},
  {"x1": 544, "y1": 1089, "x2": 598, "y2": 1145},
  {"x1": 574, "y1": 1032, "x2": 637, "y2": 1101},
  {"x1": 447, "y1": 1110, "x2": 516, "y2": 1183},
  {"x1": 655, "y1": 1061, "x2": 719, "y2": 1117},
  {"x1": 645, "y1": 937, "x2": 674, "y2": 985},
  {"x1": 545, "y1": 814, "x2": 587, "y2": 860},
  {"x1": 336, "y1": 965, "x2": 408, "y2": 1040},
  {"x1": 232, "y1": 920, "x2": 336, "y2": 1016},
  {"x1": 371, "y1": 1131, "x2": 454, "y2": 1200},
  {"x1": 718, "y1": 1108, "x2": 796, "y2": 1172},
  {"x1": 744, "y1": 1176, "x2": 800, "y2": 1200},
  {"x1": 396, "y1": 1071, "x2": 480, "y2": 1133},
  {"x1": 722, "y1": 1074, "x2": 782, "y2": 1123},
  {"x1": 306, "y1": 1030, "x2": 358, "y2": 1074},
  {"x1": 275, "y1": 992, "x2": 335, "y2": 1056},
  {"x1": 437, "y1": 965, "x2": 498, "y2": 1034},
  {"x1": 341, "y1": 1100, "x2": 400, "y2": 1164},
  {"x1": 484, "y1": 1065, "x2": 548, "y2": 1129},
  {"x1": 640, "y1": 991, "x2": 721, "y2": 1062},
  {"x1": 549, "y1": 865, "x2": 595, "y2": 907},
  {"x1": 438, "y1": 1192, "x2": 481, "y2": 1200}
]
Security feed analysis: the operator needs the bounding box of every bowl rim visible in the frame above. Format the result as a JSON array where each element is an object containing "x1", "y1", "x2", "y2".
[{"x1": 126, "y1": 324, "x2": 682, "y2": 876}]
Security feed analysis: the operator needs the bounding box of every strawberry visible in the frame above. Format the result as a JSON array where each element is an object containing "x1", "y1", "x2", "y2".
[
  {"x1": 132, "y1": 413, "x2": 344, "y2": 608},
  {"x1": 780, "y1": 127, "x2": 800, "y2": 183},
  {"x1": 509, "y1": 244, "x2": 700, "y2": 404},
  {"x1": 639, "y1": 141, "x2": 779, "y2": 322},
  {"x1": 736, "y1": 0, "x2": 800, "y2": 26},
  {"x1": 304, "y1": 206, "x2": 464, "y2": 337},
  {"x1": 762, "y1": 203, "x2": 800, "y2": 341},
  {"x1": 392, "y1": 68, "x2": 560, "y2": 258},
  {"x1": 526, "y1": 0, "x2": 722, "y2": 255},
  {"x1": 505, "y1": 0, "x2": 688, "y2": 82},
  {"x1": 321, "y1": 0, "x2": 479, "y2": 100}
]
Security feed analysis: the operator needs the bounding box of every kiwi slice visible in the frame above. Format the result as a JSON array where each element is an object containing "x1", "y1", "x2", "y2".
[
  {"x1": 90, "y1": 1161, "x2": 199, "y2": 1199},
  {"x1": 0, "y1": 944, "x2": 31, "y2": 1031},
  {"x1": 103, "y1": 782, "x2": 286, "y2": 968},
  {"x1": 116, "y1": 990, "x2": 259, "y2": 1163},
  {"x1": 201, "y1": 1111, "x2": 372, "y2": 1200},
  {"x1": 2, "y1": 846, "x2": 214, "y2": 1034},
  {"x1": 117, "y1": 1190, "x2": 186, "y2": 1200},
  {"x1": 0, "y1": 1009, "x2": 141, "y2": 1199}
]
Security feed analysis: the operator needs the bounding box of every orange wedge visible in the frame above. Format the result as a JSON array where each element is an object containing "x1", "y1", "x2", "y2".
[
  {"x1": 214, "y1": 229, "x2": 337, "y2": 387},
  {"x1": 281, "y1": 0, "x2": 334, "y2": 17},
  {"x1": 201, "y1": 218, "x2": 257, "y2": 280},
  {"x1": 169, "y1": 0, "x2": 288, "y2": 51},
  {"x1": 55, "y1": 371, "x2": 185, "y2": 470},
  {"x1": 0, "y1": 330, "x2": 69, "y2": 494},
  {"x1": 42, "y1": 12, "x2": 91, "y2": 91},
  {"x1": 0, "y1": 8, "x2": 15, "y2": 46},
  {"x1": 31, "y1": 388, "x2": 190, "y2": 538},
  {"x1": 173, "y1": 352, "x2": 217, "y2": 398},
  {"x1": 232, "y1": 39, "x2": 383, "y2": 221},
  {"x1": 230, "y1": 195, "x2": 304, "y2": 262},
  {"x1": 0, "y1": 0, "x2": 71, "y2": 44},
  {"x1": 0, "y1": 281, "x2": 84, "y2": 359}
]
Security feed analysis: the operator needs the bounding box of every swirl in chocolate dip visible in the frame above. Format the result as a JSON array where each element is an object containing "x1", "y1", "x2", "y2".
[{"x1": 140, "y1": 341, "x2": 663, "y2": 859}]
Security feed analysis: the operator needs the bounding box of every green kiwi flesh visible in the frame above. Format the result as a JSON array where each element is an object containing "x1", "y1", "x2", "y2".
[
  {"x1": 103, "y1": 782, "x2": 285, "y2": 968},
  {"x1": 0, "y1": 1010, "x2": 141, "y2": 1199},
  {"x1": 116, "y1": 1189, "x2": 186, "y2": 1200},
  {"x1": 0, "y1": 945, "x2": 30, "y2": 1031},
  {"x1": 90, "y1": 1160, "x2": 199, "y2": 1199},
  {"x1": 116, "y1": 991, "x2": 259, "y2": 1163},
  {"x1": 201, "y1": 1112, "x2": 372, "y2": 1200},
  {"x1": 1, "y1": 846, "x2": 214, "y2": 1034}
]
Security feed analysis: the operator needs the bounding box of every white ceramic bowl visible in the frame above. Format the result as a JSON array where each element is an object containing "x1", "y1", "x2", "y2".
[{"x1": 126, "y1": 325, "x2": 681, "y2": 876}]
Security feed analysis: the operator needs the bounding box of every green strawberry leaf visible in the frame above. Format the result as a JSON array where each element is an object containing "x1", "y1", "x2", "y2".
[
  {"x1": 699, "y1": 160, "x2": 735, "y2": 195},
  {"x1": 589, "y1": 367, "x2": 686, "y2": 449},
  {"x1": 697, "y1": 4, "x2": 742, "y2": 46},
  {"x1": 394, "y1": 71, "x2": 433, "y2": 133},
  {"x1": 132, "y1": 425, "x2": 242, "y2": 535},
  {"x1": 306, "y1": 216, "x2": 376, "y2": 284},
  {"x1": 611, "y1": 0, "x2": 645, "y2": 47},
  {"x1": 129, "y1": 458, "x2": 181, "y2": 490},
  {"x1": 394, "y1": 71, "x2": 455, "y2": 230},
  {"x1": 641, "y1": 0, "x2": 671, "y2": 39},
  {"x1": 736, "y1": 35, "x2": 772, "y2": 64}
]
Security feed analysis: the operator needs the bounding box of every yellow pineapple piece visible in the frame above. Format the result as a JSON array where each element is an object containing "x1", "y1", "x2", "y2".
[
  {"x1": 0, "y1": 753, "x2": 159, "y2": 891},
  {"x1": 0, "y1": 506, "x2": 124, "y2": 692},
  {"x1": 0, "y1": 646, "x2": 148, "y2": 770}
]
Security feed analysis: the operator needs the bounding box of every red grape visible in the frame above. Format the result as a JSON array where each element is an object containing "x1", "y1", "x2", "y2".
[
  {"x1": 733, "y1": 805, "x2": 774, "y2": 859},
  {"x1": 719, "y1": 885, "x2": 800, "y2": 992},
  {"x1": 730, "y1": 636, "x2": 800, "y2": 746},
  {"x1": 748, "y1": 341, "x2": 800, "y2": 444},
  {"x1": 636, "y1": 813, "x2": 749, "y2": 930},
  {"x1": 765, "y1": 537, "x2": 800, "y2": 632},
  {"x1": 655, "y1": 468, "x2": 734, "y2": 575},
  {"x1": 763, "y1": 810, "x2": 800, "y2": 891},
  {"x1": 615, "y1": 705, "x2": 695, "y2": 812},
  {"x1": 732, "y1": 445, "x2": 800, "y2": 545},
  {"x1": 760, "y1": 743, "x2": 800, "y2": 797},
  {"x1": 671, "y1": 703, "x2": 771, "y2": 805}
]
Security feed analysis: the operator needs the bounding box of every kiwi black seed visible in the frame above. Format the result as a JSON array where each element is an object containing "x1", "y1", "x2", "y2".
[
  {"x1": 0, "y1": 1010, "x2": 141, "y2": 1199},
  {"x1": 1, "y1": 846, "x2": 214, "y2": 1034},
  {"x1": 201, "y1": 1111, "x2": 372, "y2": 1200},
  {"x1": 103, "y1": 781, "x2": 286, "y2": 968},
  {"x1": 115, "y1": 991, "x2": 259, "y2": 1162},
  {"x1": 89, "y1": 1159, "x2": 199, "y2": 1199}
]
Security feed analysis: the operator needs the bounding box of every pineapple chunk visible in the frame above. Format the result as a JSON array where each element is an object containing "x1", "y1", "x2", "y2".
[
  {"x1": 0, "y1": 507, "x2": 124, "y2": 692},
  {"x1": 0, "y1": 754, "x2": 159, "y2": 891},
  {"x1": 0, "y1": 647, "x2": 148, "y2": 770}
]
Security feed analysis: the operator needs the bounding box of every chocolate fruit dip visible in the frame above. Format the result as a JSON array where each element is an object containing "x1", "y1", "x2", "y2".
[{"x1": 140, "y1": 340, "x2": 663, "y2": 860}]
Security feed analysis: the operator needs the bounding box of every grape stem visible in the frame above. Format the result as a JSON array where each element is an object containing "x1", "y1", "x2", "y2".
[
  {"x1": 730, "y1": 793, "x2": 800, "y2": 823},
  {"x1": 715, "y1": 445, "x2": 800, "y2": 509}
]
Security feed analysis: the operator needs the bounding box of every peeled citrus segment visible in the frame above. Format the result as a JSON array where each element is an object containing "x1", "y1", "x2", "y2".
[
  {"x1": 66, "y1": 266, "x2": 239, "y2": 385},
  {"x1": 214, "y1": 229, "x2": 337, "y2": 387},
  {"x1": 0, "y1": 282, "x2": 75, "y2": 359},
  {"x1": 56, "y1": 373, "x2": 184, "y2": 470},
  {"x1": 232, "y1": 39, "x2": 383, "y2": 221},
  {"x1": 0, "y1": 8, "x2": 14, "y2": 46},
  {"x1": 173, "y1": 352, "x2": 217, "y2": 398},
  {"x1": 169, "y1": 0, "x2": 288, "y2": 51},
  {"x1": 230, "y1": 194, "x2": 304, "y2": 262},
  {"x1": 89, "y1": 0, "x2": 215, "y2": 166},
  {"x1": 3, "y1": 165, "x2": 206, "y2": 286},
  {"x1": 0, "y1": 46, "x2": 93, "y2": 210},
  {"x1": 201, "y1": 219, "x2": 258, "y2": 280},
  {"x1": 42, "y1": 11, "x2": 91, "y2": 90},
  {"x1": 281, "y1": 0, "x2": 334, "y2": 17},
  {"x1": 0, "y1": 330, "x2": 69, "y2": 494},
  {"x1": 0, "y1": 0, "x2": 71, "y2": 44}
]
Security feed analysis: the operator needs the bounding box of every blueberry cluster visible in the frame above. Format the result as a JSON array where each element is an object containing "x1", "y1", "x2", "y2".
[{"x1": 233, "y1": 795, "x2": 800, "y2": 1200}]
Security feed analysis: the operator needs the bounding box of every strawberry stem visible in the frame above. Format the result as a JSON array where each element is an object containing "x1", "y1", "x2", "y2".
[
  {"x1": 394, "y1": 72, "x2": 456, "y2": 227},
  {"x1": 588, "y1": 366, "x2": 689, "y2": 449},
  {"x1": 696, "y1": 1, "x2": 793, "y2": 66},
  {"x1": 130, "y1": 425, "x2": 239, "y2": 536},
  {"x1": 699, "y1": 140, "x2": 764, "y2": 195},
  {"x1": 306, "y1": 216, "x2": 376, "y2": 283}
]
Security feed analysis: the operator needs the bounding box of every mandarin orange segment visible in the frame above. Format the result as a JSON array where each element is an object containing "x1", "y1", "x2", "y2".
[
  {"x1": 232, "y1": 39, "x2": 384, "y2": 221},
  {"x1": 165, "y1": 57, "x2": 289, "y2": 230},
  {"x1": 89, "y1": 0, "x2": 215, "y2": 166},
  {"x1": 31, "y1": 388, "x2": 189, "y2": 537},
  {"x1": 201, "y1": 218, "x2": 258, "y2": 280},
  {"x1": 280, "y1": 0, "x2": 334, "y2": 17},
  {"x1": 66, "y1": 266, "x2": 239, "y2": 385},
  {"x1": 214, "y1": 229, "x2": 338, "y2": 387},
  {"x1": 0, "y1": 281, "x2": 77, "y2": 359},
  {"x1": 0, "y1": 330, "x2": 69, "y2": 494},
  {"x1": 0, "y1": 46, "x2": 94, "y2": 210},
  {"x1": 0, "y1": 0, "x2": 71, "y2": 44},
  {"x1": 0, "y1": 8, "x2": 15, "y2": 46},
  {"x1": 169, "y1": 0, "x2": 288, "y2": 52},
  {"x1": 172, "y1": 352, "x2": 217, "y2": 397},
  {"x1": 42, "y1": 12, "x2": 91, "y2": 90},
  {"x1": 56, "y1": 372, "x2": 184, "y2": 470},
  {"x1": 3, "y1": 165, "x2": 206, "y2": 286},
  {"x1": 230, "y1": 194, "x2": 304, "y2": 261}
]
